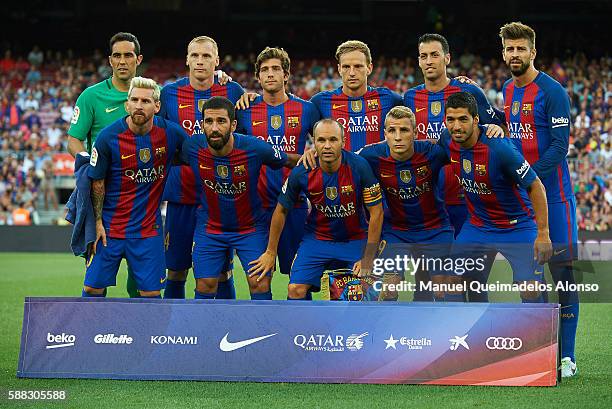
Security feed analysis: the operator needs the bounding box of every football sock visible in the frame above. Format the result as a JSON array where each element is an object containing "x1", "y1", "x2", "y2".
[
  {"x1": 163, "y1": 279, "x2": 186, "y2": 299},
  {"x1": 251, "y1": 291, "x2": 272, "y2": 300},
  {"x1": 551, "y1": 264, "x2": 579, "y2": 362},
  {"x1": 194, "y1": 290, "x2": 216, "y2": 299},
  {"x1": 216, "y1": 275, "x2": 236, "y2": 299}
]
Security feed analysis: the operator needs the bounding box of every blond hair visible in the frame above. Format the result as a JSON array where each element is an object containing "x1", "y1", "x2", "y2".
[
  {"x1": 385, "y1": 106, "x2": 416, "y2": 131},
  {"x1": 128, "y1": 76, "x2": 160, "y2": 102},
  {"x1": 335, "y1": 40, "x2": 372, "y2": 65},
  {"x1": 187, "y1": 35, "x2": 218, "y2": 55}
]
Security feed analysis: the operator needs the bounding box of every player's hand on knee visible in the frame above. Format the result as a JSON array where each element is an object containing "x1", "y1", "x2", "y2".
[
  {"x1": 484, "y1": 124, "x2": 504, "y2": 138},
  {"x1": 353, "y1": 260, "x2": 371, "y2": 278},
  {"x1": 248, "y1": 250, "x2": 276, "y2": 282},
  {"x1": 235, "y1": 92, "x2": 259, "y2": 110},
  {"x1": 298, "y1": 148, "x2": 318, "y2": 170},
  {"x1": 534, "y1": 233, "x2": 553, "y2": 264},
  {"x1": 92, "y1": 221, "x2": 107, "y2": 255},
  {"x1": 216, "y1": 70, "x2": 232, "y2": 85}
]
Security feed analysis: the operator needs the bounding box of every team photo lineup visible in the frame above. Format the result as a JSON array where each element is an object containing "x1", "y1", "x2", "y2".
[{"x1": 59, "y1": 20, "x2": 584, "y2": 378}]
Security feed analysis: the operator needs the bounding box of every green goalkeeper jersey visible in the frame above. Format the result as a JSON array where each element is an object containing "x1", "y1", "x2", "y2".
[{"x1": 67, "y1": 78, "x2": 128, "y2": 153}]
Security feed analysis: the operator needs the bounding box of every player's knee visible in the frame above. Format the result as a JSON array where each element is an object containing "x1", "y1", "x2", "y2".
[
  {"x1": 520, "y1": 284, "x2": 541, "y2": 301},
  {"x1": 248, "y1": 276, "x2": 270, "y2": 292},
  {"x1": 196, "y1": 278, "x2": 218, "y2": 293},
  {"x1": 288, "y1": 284, "x2": 309, "y2": 299},
  {"x1": 139, "y1": 290, "x2": 161, "y2": 297},
  {"x1": 218, "y1": 270, "x2": 232, "y2": 282},
  {"x1": 167, "y1": 269, "x2": 188, "y2": 281},
  {"x1": 83, "y1": 285, "x2": 105, "y2": 295}
]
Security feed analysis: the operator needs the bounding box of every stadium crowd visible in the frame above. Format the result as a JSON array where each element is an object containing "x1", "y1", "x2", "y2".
[{"x1": 0, "y1": 46, "x2": 610, "y2": 230}]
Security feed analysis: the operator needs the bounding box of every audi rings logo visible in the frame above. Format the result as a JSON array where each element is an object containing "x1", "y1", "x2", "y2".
[{"x1": 486, "y1": 337, "x2": 523, "y2": 350}]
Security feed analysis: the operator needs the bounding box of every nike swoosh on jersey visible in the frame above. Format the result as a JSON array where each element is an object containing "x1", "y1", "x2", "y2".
[
  {"x1": 121, "y1": 154, "x2": 135, "y2": 160},
  {"x1": 179, "y1": 104, "x2": 192, "y2": 109},
  {"x1": 310, "y1": 191, "x2": 324, "y2": 195},
  {"x1": 160, "y1": 276, "x2": 167, "y2": 284},
  {"x1": 105, "y1": 107, "x2": 119, "y2": 113},
  {"x1": 554, "y1": 248, "x2": 567, "y2": 256},
  {"x1": 332, "y1": 104, "x2": 345, "y2": 109},
  {"x1": 504, "y1": 106, "x2": 510, "y2": 109},
  {"x1": 450, "y1": 158, "x2": 459, "y2": 163},
  {"x1": 219, "y1": 333, "x2": 277, "y2": 352},
  {"x1": 252, "y1": 121, "x2": 264, "y2": 126},
  {"x1": 416, "y1": 107, "x2": 426, "y2": 112},
  {"x1": 199, "y1": 165, "x2": 212, "y2": 170},
  {"x1": 380, "y1": 173, "x2": 395, "y2": 178}
]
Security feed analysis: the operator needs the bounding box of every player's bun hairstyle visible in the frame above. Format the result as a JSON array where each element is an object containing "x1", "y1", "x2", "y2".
[
  {"x1": 255, "y1": 47, "x2": 291, "y2": 78},
  {"x1": 385, "y1": 106, "x2": 416, "y2": 131},
  {"x1": 418, "y1": 33, "x2": 450, "y2": 55},
  {"x1": 200, "y1": 96, "x2": 236, "y2": 122},
  {"x1": 335, "y1": 40, "x2": 372, "y2": 65},
  {"x1": 313, "y1": 118, "x2": 345, "y2": 140},
  {"x1": 109, "y1": 32, "x2": 141, "y2": 56},
  {"x1": 188, "y1": 35, "x2": 219, "y2": 56},
  {"x1": 128, "y1": 77, "x2": 160, "y2": 101},
  {"x1": 499, "y1": 22, "x2": 536, "y2": 50},
  {"x1": 445, "y1": 92, "x2": 479, "y2": 118}
]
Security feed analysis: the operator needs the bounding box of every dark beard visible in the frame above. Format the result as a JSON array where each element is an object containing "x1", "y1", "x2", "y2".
[
  {"x1": 206, "y1": 130, "x2": 230, "y2": 150},
  {"x1": 510, "y1": 60, "x2": 530, "y2": 77}
]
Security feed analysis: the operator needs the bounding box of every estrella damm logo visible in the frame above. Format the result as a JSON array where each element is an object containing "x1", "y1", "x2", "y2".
[
  {"x1": 139, "y1": 148, "x2": 151, "y2": 163},
  {"x1": 476, "y1": 163, "x2": 486, "y2": 176},
  {"x1": 367, "y1": 99, "x2": 379, "y2": 110},
  {"x1": 512, "y1": 101, "x2": 520, "y2": 116},
  {"x1": 463, "y1": 159, "x2": 472, "y2": 173},
  {"x1": 326, "y1": 186, "x2": 338, "y2": 200},
  {"x1": 287, "y1": 116, "x2": 299, "y2": 128},
  {"x1": 216, "y1": 165, "x2": 229, "y2": 178},
  {"x1": 430, "y1": 101, "x2": 442, "y2": 116},
  {"x1": 350, "y1": 100, "x2": 363, "y2": 112},
  {"x1": 234, "y1": 165, "x2": 246, "y2": 176},
  {"x1": 271, "y1": 115, "x2": 282, "y2": 130},
  {"x1": 400, "y1": 169, "x2": 412, "y2": 183},
  {"x1": 522, "y1": 103, "x2": 532, "y2": 116}
]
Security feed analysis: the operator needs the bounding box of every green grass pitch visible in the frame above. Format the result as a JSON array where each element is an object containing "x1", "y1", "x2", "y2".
[{"x1": 0, "y1": 253, "x2": 611, "y2": 408}]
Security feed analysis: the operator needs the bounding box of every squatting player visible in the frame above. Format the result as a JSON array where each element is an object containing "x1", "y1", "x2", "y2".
[
  {"x1": 249, "y1": 118, "x2": 384, "y2": 300},
  {"x1": 359, "y1": 106, "x2": 453, "y2": 301},
  {"x1": 180, "y1": 97, "x2": 299, "y2": 300},
  {"x1": 68, "y1": 32, "x2": 144, "y2": 298},
  {"x1": 159, "y1": 36, "x2": 244, "y2": 299},
  {"x1": 84, "y1": 77, "x2": 186, "y2": 298},
  {"x1": 500, "y1": 21, "x2": 579, "y2": 376},
  {"x1": 236, "y1": 46, "x2": 320, "y2": 276},
  {"x1": 438, "y1": 92, "x2": 552, "y2": 302}
]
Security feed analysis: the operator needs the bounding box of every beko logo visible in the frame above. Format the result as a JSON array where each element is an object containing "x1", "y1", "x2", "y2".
[{"x1": 46, "y1": 333, "x2": 76, "y2": 349}]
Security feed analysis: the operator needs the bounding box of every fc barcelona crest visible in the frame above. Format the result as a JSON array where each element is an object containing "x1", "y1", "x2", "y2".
[
  {"x1": 216, "y1": 165, "x2": 229, "y2": 178},
  {"x1": 522, "y1": 103, "x2": 532, "y2": 116},
  {"x1": 234, "y1": 165, "x2": 246, "y2": 176},
  {"x1": 512, "y1": 101, "x2": 520, "y2": 116},
  {"x1": 155, "y1": 146, "x2": 166, "y2": 157},
  {"x1": 367, "y1": 99, "x2": 379, "y2": 110},
  {"x1": 326, "y1": 186, "x2": 338, "y2": 200},
  {"x1": 416, "y1": 166, "x2": 429, "y2": 178},
  {"x1": 341, "y1": 185, "x2": 353, "y2": 195},
  {"x1": 287, "y1": 116, "x2": 299, "y2": 128},
  {"x1": 351, "y1": 100, "x2": 363, "y2": 112},
  {"x1": 463, "y1": 159, "x2": 472, "y2": 173},
  {"x1": 139, "y1": 148, "x2": 151, "y2": 163},
  {"x1": 198, "y1": 99, "x2": 207, "y2": 112},
  {"x1": 400, "y1": 169, "x2": 412, "y2": 183},
  {"x1": 271, "y1": 115, "x2": 282, "y2": 130},
  {"x1": 431, "y1": 101, "x2": 442, "y2": 116},
  {"x1": 476, "y1": 163, "x2": 486, "y2": 176}
]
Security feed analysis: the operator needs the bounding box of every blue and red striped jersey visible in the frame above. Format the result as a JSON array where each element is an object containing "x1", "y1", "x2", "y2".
[
  {"x1": 88, "y1": 116, "x2": 186, "y2": 239},
  {"x1": 359, "y1": 141, "x2": 450, "y2": 232},
  {"x1": 503, "y1": 71, "x2": 573, "y2": 204},
  {"x1": 159, "y1": 76, "x2": 244, "y2": 205},
  {"x1": 278, "y1": 150, "x2": 382, "y2": 241},
  {"x1": 403, "y1": 78, "x2": 501, "y2": 206},
  {"x1": 311, "y1": 86, "x2": 402, "y2": 152},
  {"x1": 181, "y1": 133, "x2": 288, "y2": 235},
  {"x1": 235, "y1": 94, "x2": 320, "y2": 208},
  {"x1": 438, "y1": 126, "x2": 537, "y2": 231}
]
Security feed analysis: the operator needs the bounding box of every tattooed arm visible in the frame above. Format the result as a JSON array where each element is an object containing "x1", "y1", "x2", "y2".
[{"x1": 90, "y1": 179, "x2": 107, "y2": 255}]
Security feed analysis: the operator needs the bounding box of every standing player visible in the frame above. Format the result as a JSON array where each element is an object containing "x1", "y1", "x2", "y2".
[
  {"x1": 84, "y1": 77, "x2": 186, "y2": 298},
  {"x1": 249, "y1": 119, "x2": 384, "y2": 300},
  {"x1": 500, "y1": 22, "x2": 579, "y2": 376},
  {"x1": 359, "y1": 107, "x2": 453, "y2": 301},
  {"x1": 68, "y1": 32, "x2": 144, "y2": 298},
  {"x1": 438, "y1": 92, "x2": 552, "y2": 302},
  {"x1": 159, "y1": 36, "x2": 244, "y2": 299},
  {"x1": 236, "y1": 47, "x2": 320, "y2": 276},
  {"x1": 404, "y1": 34, "x2": 504, "y2": 301},
  {"x1": 181, "y1": 97, "x2": 299, "y2": 300}
]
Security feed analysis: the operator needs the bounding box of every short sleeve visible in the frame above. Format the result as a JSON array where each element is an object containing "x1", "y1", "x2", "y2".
[
  {"x1": 255, "y1": 138, "x2": 287, "y2": 169},
  {"x1": 67, "y1": 90, "x2": 94, "y2": 141},
  {"x1": 88, "y1": 134, "x2": 111, "y2": 180},
  {"x1": 355, "y1": 156, "x2": 382, "y2": 207},
  {"x1": 497, "y1": 140, "x2": 537, "y2": 188},
  {"x1": 277, "y1": 167, "x2": 303, "y2": 210}
]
